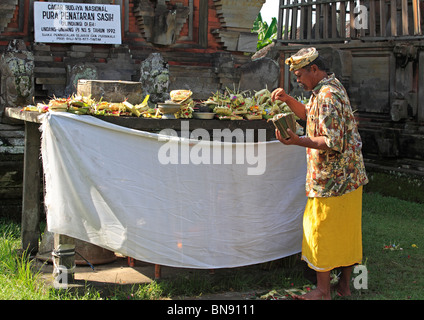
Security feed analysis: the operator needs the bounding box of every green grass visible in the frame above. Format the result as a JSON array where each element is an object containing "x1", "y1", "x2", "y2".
[
  {"x1": 0, "y1": 221, "x2": 47, "y2": 299},
  {"x1": 1, "y1": 191, "x2": 423, "y2": 300},
  {"x1": 358, "y1": 192, "x2": 424, "y2": 299},
  {"x1": 0, "y1": 220, "x2": 103, "y2": 300},
  {"x1": 364, "y1": 170, "x2": 424, "y2": 204}
]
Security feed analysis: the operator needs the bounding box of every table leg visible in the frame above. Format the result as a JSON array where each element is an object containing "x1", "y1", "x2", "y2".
[
  {"x1": 155, "y1": 264, "x2": 161, "y2": 280},
  {"x1": 52, "y1": 234, "x2": 75, "y2": 288},
  {"x1": 21, "y1": 122, "x2": 41, "y2": 255},
  {"x1": 128, "y1": 257, "x2": 135, "y2": 267}
]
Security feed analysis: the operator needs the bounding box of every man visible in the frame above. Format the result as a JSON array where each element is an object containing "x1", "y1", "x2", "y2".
[{"x1": 271, "y1": 47, "x2": 368, "y2": 300}]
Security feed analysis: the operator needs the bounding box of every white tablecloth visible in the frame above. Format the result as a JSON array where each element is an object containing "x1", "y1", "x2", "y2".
[{"x1": 41, "y1": 112, "x2": 307, "y2": 269}]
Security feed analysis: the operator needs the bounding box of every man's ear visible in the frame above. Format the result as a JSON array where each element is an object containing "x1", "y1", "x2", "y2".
[{"x1": 310, "y1": 64, "x2": 319, "y2": 73}]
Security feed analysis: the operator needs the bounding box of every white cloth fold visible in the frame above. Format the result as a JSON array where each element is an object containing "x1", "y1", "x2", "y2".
[{"x1": 41, "y1": 112, "x2": 307, "y2": 269}]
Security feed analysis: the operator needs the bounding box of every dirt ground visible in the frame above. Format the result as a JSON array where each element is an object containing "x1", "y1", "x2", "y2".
[{"x1": 35, "y1": 255, "x2": 267, "y2": 300}]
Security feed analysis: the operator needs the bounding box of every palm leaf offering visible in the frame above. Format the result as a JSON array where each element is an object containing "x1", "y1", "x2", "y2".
[{"x1": 271, "y1": 112, "x2": 296, "y2": 139}]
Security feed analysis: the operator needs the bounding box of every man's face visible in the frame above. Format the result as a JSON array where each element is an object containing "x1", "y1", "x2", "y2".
[{"x1": 294, "y1": 68, "x2": 315, "y2": 91}]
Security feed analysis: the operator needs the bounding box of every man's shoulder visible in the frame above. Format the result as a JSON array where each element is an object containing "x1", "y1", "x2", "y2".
[{"x1": 318, "y1": 77, "x2": 349, "y2": 103}]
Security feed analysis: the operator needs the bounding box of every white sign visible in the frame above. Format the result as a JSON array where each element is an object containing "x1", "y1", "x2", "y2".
[{"x1": 34, "y1": 1, "x2": 121, "y2": 44}]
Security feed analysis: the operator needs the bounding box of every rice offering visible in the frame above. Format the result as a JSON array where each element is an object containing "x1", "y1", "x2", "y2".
[{"x1": 271, "y1": 112, "x2": 296, "y2": 139}]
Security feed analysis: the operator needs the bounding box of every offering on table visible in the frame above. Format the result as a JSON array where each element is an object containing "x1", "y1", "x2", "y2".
[
  {"x1": 123, "y1": 95, "x2": 150, "y2": 117},
  {"x1": 168, "y1": 90, "x2": 194, "y2": 118},
  {"x1": 245, "y1": 104, "x2": 263, "y2": 120},
  {"x1": 92, "y1": 101, "x2": 126, "y2": 116},
  {"x1": 170, "y1": 90, "x2": 192, "y2": 103},
  {"x1": 68, "y1": 96, "x2": 91, "y2": 115},
  {"x1": 213, "y1": 106, "x2": 232, "y2": 116},
  {"x1": 48, "y1": 98, "x2": 69, "y2": 112}
]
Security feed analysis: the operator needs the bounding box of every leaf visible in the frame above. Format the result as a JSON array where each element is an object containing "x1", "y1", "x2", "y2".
[
  {"x1": 263, "y1": 18, "x2": 277, "y2": 40},
  {"x1": 251, "y1": 13, "x2": 263, "y2": 32},
  {"x1": 259, "y1": 289, "x2": 288, "y2": 300},
  {"x1": 253, "y1": 14, "x2": 278, "y2": 50}
]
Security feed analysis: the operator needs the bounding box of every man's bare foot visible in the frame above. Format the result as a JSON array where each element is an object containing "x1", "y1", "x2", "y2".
[
  {"x1": 331, "y1": 283, "x2": 351, "y2": 297},
  {"x1": 293, "y1": 288, "x2": 331, "y2": 300}
]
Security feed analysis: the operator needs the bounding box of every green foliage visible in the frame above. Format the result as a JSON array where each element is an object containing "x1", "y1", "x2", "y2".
[{"x1": 252, "y1": 13, "x2": 278, "y2": 50}]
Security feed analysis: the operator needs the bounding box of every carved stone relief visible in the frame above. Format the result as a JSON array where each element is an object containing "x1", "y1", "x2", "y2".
[
  {"x1": 134, "y1": 0, "x2": 190, "y2": 46},
  {"x1": 0, "y1": 40, "x2": 34, "y2": 109},
  {"x1": 139, "y1": 53, "x2": 170, "y2": 102}
]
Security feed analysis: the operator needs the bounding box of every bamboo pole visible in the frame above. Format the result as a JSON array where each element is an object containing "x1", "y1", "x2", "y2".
[
  {"x1": 401, "y1": 0, "x2": 408, "y2": 35},
  {"x1": 412, "y1": 0, "x2": 421, "y2": 35},
  {"x1": 391, "y1": 0, "x2": 397, "y2": 36},
  {"x1": 380, "y1": 0, "x2": 387, "y2": 37}
]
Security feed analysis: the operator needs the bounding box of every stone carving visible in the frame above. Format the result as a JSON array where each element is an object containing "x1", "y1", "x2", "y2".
[
  {"x1": 139, "y1": 53, "x2": 170, "y2": 103},
  {"x1": 393, "y1": 43, "x2": 417, "y2": 68},
  {"x1": 134, "y1": 0, "x2": 189, "y2": 46},
  {"x1": 0, "y1": 39, "x2": 34, "y2": 109}
]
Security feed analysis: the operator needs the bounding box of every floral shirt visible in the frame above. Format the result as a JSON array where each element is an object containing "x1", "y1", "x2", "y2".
[{"x1": 305, "y1": 74, "x2": 368, "y2": 197}]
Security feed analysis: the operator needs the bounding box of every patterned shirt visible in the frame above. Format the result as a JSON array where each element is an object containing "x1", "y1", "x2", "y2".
[{"x1": 305, "y1": 74, "x2": 368, "y2": 197}]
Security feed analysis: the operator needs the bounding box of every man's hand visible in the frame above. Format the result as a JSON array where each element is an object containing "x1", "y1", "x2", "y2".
[
  {"x1": 271, "y1": 88, "x2": 307, "y2": 121},
  {"x1": 271, "y1": 88, "x2": 289, "y2": 103},
  {"x1": 275, "y1": 128, "x2": 331, "y2": 150},
  {"x1": 275, "y1": 128, "x2": 299, "y2": 145}
]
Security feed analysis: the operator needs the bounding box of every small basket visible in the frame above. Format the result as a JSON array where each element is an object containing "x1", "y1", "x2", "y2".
[{"x1": 271, "y1": 112, "x2": 296, "y2": 139}]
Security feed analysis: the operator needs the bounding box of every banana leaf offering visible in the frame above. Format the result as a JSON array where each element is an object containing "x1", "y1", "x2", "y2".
[{"x1": 271, "y1": 112, "x2": 296, "y2": 139}]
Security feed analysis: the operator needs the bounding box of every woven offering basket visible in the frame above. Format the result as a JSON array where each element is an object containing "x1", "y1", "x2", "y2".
[{"x1": 271, "y1": 112, "x2": 296, "y2": 139}]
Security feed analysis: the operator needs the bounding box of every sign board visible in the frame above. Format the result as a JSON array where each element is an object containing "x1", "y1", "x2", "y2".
[{"x1": 34, "y1": 1, "x2": 122, "y2": 44}]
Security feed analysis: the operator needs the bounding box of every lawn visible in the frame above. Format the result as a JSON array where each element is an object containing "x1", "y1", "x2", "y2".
[
  {"x1": 0, "y1": 192, "x2": 423, "y2": 300},
  {"x1": 359, "y1": 192, "x2": 424, "y2": 300}
]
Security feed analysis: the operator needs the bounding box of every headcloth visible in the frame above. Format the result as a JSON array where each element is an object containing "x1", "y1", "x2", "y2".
[{"x1": 285, "y1": 47, "x2": 319, "y2": 71}]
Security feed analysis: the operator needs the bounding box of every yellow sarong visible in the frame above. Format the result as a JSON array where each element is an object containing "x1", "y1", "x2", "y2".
[{"x1": 301, "y1": 187, "x2": 363, "y2": 272}]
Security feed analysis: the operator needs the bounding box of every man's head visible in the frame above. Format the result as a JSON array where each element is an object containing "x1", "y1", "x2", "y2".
[{"x1": 285, "y1": 47, "x2": 328, "y2": 91}]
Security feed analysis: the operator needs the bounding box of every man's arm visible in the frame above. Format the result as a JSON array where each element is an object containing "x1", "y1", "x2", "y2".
[{"x1": 275, "y1": 128, "x2": 330, "y2": 150}]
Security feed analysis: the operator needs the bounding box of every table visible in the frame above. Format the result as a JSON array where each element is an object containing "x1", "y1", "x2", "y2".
[
  {"x1": 6, "y1": 107, "x2": 307, "y2": 281},
  {"x1": 5, "y1": 107, "x2": 277, "y2": 251}
]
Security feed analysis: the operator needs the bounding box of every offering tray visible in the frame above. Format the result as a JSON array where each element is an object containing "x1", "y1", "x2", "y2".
[
  {"x1": 193, "y1": 112, "x2": 215, "y2": 120},
  {"x1": 271, "y1": 113, "x2": 296, "y2": 139},
  {"x1": 157, "y1": 101, "x2": 181, "y2": 119}
]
